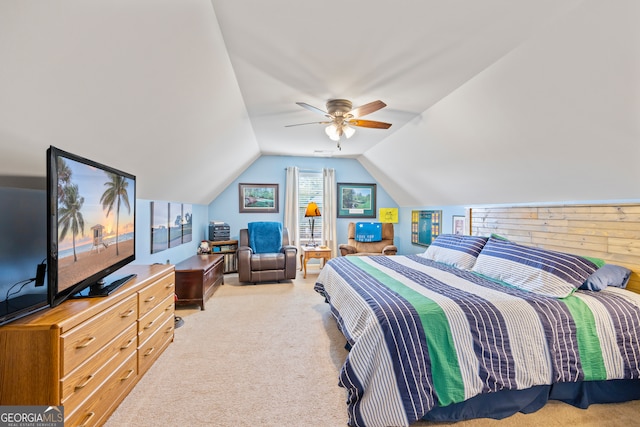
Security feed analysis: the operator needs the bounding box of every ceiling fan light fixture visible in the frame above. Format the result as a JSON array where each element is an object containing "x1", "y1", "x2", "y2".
[
  {"x1": 325, "y1": 124, "x2": 340, "y2": 141},
  {"x1": 343, "y1": 125, "x2": 355, "y2": 139},
  {"x1": 290, "y1": 98, "x2": 390, "y2": 149}
]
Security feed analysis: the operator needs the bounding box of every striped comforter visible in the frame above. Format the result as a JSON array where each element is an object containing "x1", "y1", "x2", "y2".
[{"x1": 315, "y1": 255, "x2": 640, "y2": 427}]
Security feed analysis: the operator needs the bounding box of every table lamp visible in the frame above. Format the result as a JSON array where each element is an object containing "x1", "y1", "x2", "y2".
[{"x1": 305, "y1": 202, "x2": 321, "y2": 246}]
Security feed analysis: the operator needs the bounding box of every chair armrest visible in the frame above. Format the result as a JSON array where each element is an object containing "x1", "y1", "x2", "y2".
[
  {"x1": 237, "y1": 245, "x2": 253, "y2": 254},
  {"x1": 339, "y1": 244, "x2": 356, "y2": 256},
  {"x1": 382, "y1": 245, "x2": 398, "y2": 256},
  {"x1": 282, "y1": 245, "x2": 297, "y2": 277},
  {"x1": 281, "y1": 245, "x2": 297, "y2": 254},
  {"x1": 237, "y1": 245, "x2": 253, "y2": 282}
]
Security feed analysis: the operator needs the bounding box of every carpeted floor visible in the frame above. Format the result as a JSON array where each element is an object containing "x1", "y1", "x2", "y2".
[{"x1": 105, "y1": 266, "x2": 640, "y2": 427}]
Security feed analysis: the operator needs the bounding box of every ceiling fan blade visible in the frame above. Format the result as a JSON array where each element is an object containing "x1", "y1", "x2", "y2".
[
  {"x1": 285, "y1": 121, "x2": 331, "y2": 127},
  {"x1": 349, "y1": 100, "x2": 387, "y2": 118},
  {"x1": 347, "y1": 119, "x2": 392, "y2": 129},
  {"x1": 296, "y1": 102, "x2": 330, "y2": 117}
]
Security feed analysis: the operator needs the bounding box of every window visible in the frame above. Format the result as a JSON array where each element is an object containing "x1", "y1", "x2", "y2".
[{"x1": 299, "y1": 171, "x2": 323, "y2": 245}]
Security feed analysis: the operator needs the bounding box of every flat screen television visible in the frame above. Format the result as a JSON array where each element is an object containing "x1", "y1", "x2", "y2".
[
  {"x1": 0, "y1": 185, "x2": 48, "y2": 325},
  {"x1": 47, "y1": 146, "x2": 137, "y2": 307}
]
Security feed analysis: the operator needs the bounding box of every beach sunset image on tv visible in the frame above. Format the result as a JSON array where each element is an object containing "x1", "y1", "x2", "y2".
[{"x1": 56, "y1": 155, "x2": 135, "y2": 292}]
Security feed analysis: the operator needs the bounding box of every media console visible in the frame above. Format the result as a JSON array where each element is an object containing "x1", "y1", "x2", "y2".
[{"x1": 0, "y1": 264, "x2": 175, "y2": 427}]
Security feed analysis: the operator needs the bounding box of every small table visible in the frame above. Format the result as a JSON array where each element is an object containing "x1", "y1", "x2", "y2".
[{"x1": 300, "y1": 246, "x2": 332, "y2": 278}]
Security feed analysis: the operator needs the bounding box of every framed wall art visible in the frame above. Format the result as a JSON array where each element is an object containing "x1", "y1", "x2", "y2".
[
  {"x1": 150, "y1": 201, "x2": 169, "y2": 254},
  {"x1": 337, "y1": 183, "x2": 376, "y2": 218},
  {"x1": 151, "y1": 201, "x2": 193, "y2": 253},
  {"x1": 411, "y1": 210, "x2": 442, "y2": 247},
  {"x1": 182, "y1": 204, "x2": 193, "y2": 243},
  {"x1": 238, "y1": 183, "x2": 279, "y2": 213},
  {"x1": 452, "y1": 215, "x2": 466, "y2": 235},
  {"x1": 168, "y1": 202, "x2": 182, "y2": 248}
]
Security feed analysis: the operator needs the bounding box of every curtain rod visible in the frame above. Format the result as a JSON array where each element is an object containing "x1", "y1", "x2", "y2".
[{"x1": 284, "y1": 168, "x2": 322, "y2": 173}]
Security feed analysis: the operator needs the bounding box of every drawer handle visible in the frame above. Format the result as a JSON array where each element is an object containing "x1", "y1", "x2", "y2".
[
  {"x1": 75, "y1": 374, "x2": 94, "y2": 391},
  {"x1": 144, "y1": 320, "x2": 155, "y2": 330},
  {"x1": 165, "y1": 325, "x2": 174, "y2": 334},
  {"x1": 121, "y1": 369, "x2": 135, "y2": 381},
  {"x1": 78, "y1": 412, "x2": 95, "y2": 427},
  {"x1": 144, "y1": 295, "x2": 156, "y2": 303},
  {"x1": 165, "y1": 303, "x2": 173, "y2": 312},
  {"x1": 165, "y1": 282, "x2": 175, "y2": 289},
  {"x1": 120, "y1": 309, "x2": 135, "y2": 318},
  {"x1": 76, "y1": 336, "x2": 96, "y2": 349},
  {"x1": 120, "y1": 338, "x2": 135, "y2": 350},
  {"x1": 144, "y1": 347, "x2": 155, "y2": 357}
]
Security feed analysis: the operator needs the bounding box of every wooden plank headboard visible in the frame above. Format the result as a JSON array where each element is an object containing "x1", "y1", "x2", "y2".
[{"x1": 468, "y1": 204, "x2": 640, "y2": 294}]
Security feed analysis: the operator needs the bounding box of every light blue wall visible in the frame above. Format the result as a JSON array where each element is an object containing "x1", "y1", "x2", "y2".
[
  {"x1": 133, "y1": 199, "x2": 209, "y2": 266},
  {"x1": 207, "y1": 155, "x2": 400, "y2": 251},
  {"x1": 134, "y1": 160, "x2": 640, "y2": 264}
]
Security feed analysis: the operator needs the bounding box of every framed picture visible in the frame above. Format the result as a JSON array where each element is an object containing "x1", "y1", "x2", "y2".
[
  {"x1": 239, "y1": 183, "x2": 279, "y2": 213},
  {"x1": 452, "y1": 215, "x2": 466, "y2": 235},
  {"x1": 168, "y1": 202, "x2": 182, "y2": 248},
  {"x1": 182, "y1": 204, "x2": 193, "y2": 244},
  {"x1": 411, "y1": 210, "x2": 442, "y2": 247},
  {"x1": 150, "y1": 201, "x2": 168, "y2": 254},
  {"x1": 337, "y1": 183, "x2": 376, "y2": 218}
]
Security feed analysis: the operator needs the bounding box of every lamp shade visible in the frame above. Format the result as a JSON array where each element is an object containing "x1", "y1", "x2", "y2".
[
  {"x1": 325, "y1": 124, "x2": 340, "y2": 141},
  {"x1": 343, "y1": 125, "x2": 355, "y2": 139},
  {"x1": 305, "y1": 202, "x2": 321, "y2": 217}
]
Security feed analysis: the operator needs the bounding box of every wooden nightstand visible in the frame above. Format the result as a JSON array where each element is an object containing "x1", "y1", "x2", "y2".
[{"x1": 300, "y1": 246, "x2": 332, "y2": 278}]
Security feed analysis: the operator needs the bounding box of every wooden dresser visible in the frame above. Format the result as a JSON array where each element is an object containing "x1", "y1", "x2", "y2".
[
  {"x1": 174, "y1": 254, "x2": 224, "y2": 310},
  {"x1": 0, "y1": 264, "x2": 175, "y2": 427}
]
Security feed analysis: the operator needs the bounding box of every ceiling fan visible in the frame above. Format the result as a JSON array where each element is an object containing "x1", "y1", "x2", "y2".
[{"x1": 286, "y1": 99, "x2": 392, "y2": 150}]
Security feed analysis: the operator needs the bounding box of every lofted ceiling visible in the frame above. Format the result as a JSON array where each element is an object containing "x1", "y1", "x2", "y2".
[{"x1": 0, "y1": 0, "x2": 638, "y2": 207}]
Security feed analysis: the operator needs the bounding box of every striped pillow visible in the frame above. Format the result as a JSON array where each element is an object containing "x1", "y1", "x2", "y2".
[
  {"x1": 420, "y1": 234, "x2": 488, "y2": 270},
  {"x1": 472, "y1": 237, "x2": 598, "y2": 298}
]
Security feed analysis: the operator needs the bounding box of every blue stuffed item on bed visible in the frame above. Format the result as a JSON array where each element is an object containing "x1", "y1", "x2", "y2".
[
  {"x1": 248, "y1": 221, "x2": 282, "y2": 254},
  {"x1": 355, "y1": 222, "x2": 382, "y2": 242}
]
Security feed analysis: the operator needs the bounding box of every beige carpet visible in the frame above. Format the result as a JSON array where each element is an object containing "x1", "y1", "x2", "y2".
[{"x1": 105, "y1": 266, "x2": 640, "y2": 427}]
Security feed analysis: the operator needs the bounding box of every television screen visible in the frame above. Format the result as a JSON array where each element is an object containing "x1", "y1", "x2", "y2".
[
  {"x1": 47, "y1": 146, "x2": 136, "y2": 307},
  {"x1": 0, "y1": 186, "x2": 48, "y2": 325}
]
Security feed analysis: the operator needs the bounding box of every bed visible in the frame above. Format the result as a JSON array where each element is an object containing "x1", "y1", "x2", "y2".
[{"x1": 315, "y1": 204, "x2": 640, "y2": 427}]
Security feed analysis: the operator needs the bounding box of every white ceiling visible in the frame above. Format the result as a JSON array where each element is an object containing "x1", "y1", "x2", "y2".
[{"x1": 0, "y1": 0, "x2": 638, "y2": 206}]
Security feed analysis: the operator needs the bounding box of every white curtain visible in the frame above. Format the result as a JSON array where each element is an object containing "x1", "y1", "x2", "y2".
[
  {"x1": 284, "y1": 166, "x2": 300, "y2": 252},
  {"x1": 322, "y1": 168, "x2": 337, "y2": 256}
]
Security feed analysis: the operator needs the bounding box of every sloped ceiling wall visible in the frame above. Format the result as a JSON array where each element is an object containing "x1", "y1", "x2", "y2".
[
  {"x1": 362, "y1": 0, "x2": 640, "y2": 206},
  {"x1": 0, "y1": 0, "x2": 259, "y2": 204},
  {"x1": 0, "y1": 1, "x2": 637, "y2": 207}
]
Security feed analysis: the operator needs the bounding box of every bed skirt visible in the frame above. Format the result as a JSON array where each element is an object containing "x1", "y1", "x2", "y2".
[{"x1": 423, "y1": 379, "x2": 640, "y2": 422}]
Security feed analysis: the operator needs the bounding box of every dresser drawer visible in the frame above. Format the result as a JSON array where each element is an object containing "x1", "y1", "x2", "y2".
[
  {"x1": 61, "y1": 323, "x2": 137, "y2": 410},
  {"x1": 138, "y1": 313, "x2": 174, "y2": 376},
  {"x1": 138, "y1": 293, "x2": 174, "y2": 345},
  {"x1": 64, "y1": 352, "x2": 138, "y2": 427},
  {"x1": 61, "y1": 294, "x2": 138, "y2": 375},
  {"x1": 138, "y1": 273, "x2": 175, "y2": 318}
]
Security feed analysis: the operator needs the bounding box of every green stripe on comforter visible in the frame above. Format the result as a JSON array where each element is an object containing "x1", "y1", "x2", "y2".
[
  {"x1": 562, "y1": 295, "x2": 607, "y2": 380},
  {"x1": 350, "y1": 257, "x2": 465, "y2": 405}
]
